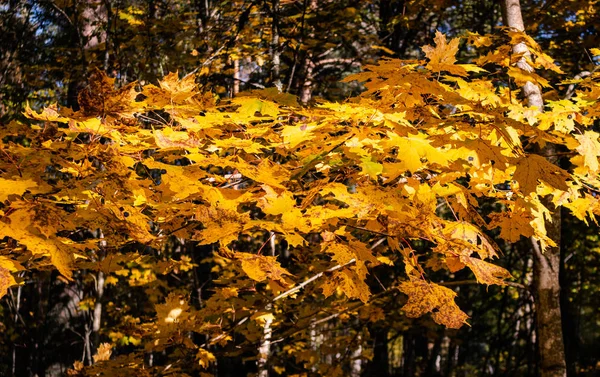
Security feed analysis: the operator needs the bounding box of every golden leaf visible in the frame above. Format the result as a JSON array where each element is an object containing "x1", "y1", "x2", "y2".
[
  {"x1": 0, "y1": 267, "x2": 17, "y2": 299},
  {"x1": 513, "y1": 154, "x2": 570, "y2": 194},
  {"x1": 399, "y1": 280, "x2": 469, "y2": 329},
  {"x1": 155, "y1": 293, "x2": 191, "y2": 335},
  {"x1": 235, "y1": 252, "x2": 293, "y2": 288},
  {"x1": 197, "y1": 348, "x2": 216, "y2": 369},
  {"x1": 320, "y1": 268, "x2": 370, "y2": 303},
  {"x1": 0, "y1": 205, "x2": 74, "y2": 279},
  {"x1": 258, "y1": 185, "x2": 297, "y2": 215},
  {"x1": 0, "y1": 178, "x2": 38, "y2": 201},
  {"x1": 488, "y1": 211, "x2": 535, "y2": 242},
  {"x1": 575, "y1": 131, "x2": 600, "y2": 172},
  {"x1": 421, "y1": 31, "x2": 468, "y2": 77},
  {"x1": 93, "y1": 343, "x2": 113, "y2": 363},
  {"x1": 461, "y1": 256, "x2": 512, "y2": 286},
  {"x1": 23, "y1": 103, "x2": 69, "y2": 123}
]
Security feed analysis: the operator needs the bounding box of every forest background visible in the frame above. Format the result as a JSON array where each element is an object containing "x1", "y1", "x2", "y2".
[{"x1": 1, "y1": 0, "x2": 599, "y2": 376}]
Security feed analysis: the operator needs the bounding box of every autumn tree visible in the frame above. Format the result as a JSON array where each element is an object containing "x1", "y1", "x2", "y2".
[{"x1": 2, "y1": 1, "x2": 600, "y2": 377}]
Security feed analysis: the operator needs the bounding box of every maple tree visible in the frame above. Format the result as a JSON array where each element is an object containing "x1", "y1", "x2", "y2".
[{"x1": 2, "y1": 1, "x2": 600, "y2": 377}]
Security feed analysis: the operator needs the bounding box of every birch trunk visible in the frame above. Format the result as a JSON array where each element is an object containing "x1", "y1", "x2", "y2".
[
  {"x1": 270, "y1": 0, "x2": 281, "y2": 89},
  {"x1": 233, "y1": 59, "x2": 240, "y2": 96},
  {"x1": 500, "y1": 2, "x2": 567, "y2": 377},
  {"x1": 299, "y1": 55, "x2": 314, "y2": 105},
  {"x1": 257, "y1": 304, "x2": 273, "y2": 377}
]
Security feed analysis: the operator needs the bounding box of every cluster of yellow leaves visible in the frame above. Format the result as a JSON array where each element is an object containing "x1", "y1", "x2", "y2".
[{"x1": 2, "y1": 32, "x2": 600, "y2": 377}]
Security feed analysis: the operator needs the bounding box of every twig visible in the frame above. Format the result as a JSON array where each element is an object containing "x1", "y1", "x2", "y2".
[
  {"x1": 439, "y1": 279, "x2": 527, "y2": 290},
  {"x1": 272, "y1": 259, "x2": 356, "y2": 302},
  {"x1": 564, "y1": 70, "x2": 594, "y2": 100},
  {"x1": 202, "y1": 258, "x2": 356, "y2": 347}
]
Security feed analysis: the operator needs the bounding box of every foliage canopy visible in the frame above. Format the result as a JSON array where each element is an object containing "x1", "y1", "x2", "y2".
[{"x1": 1, "y1": 7, "x2": 600, "y2": 376}]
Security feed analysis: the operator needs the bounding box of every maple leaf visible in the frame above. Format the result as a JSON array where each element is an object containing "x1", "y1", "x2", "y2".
[
  {"x1": 465, "y1": 138, "x2": 509, "y2": 167},
  {"x1": 234, "y1": 97, "x2": 280, "y2": 118},
  {"x1": 234, "y1": 158, "x2": 291, "y2": 189},
  {"x1": 23, "y1": 103, "x2": 69, "y2": 123},
  {"x1": 0, "y1": 267, "x2": 17, "y2": 299},
  {"x1": 197, "y1": 348, "x2": 217, "y2": 369},
  {"x1": 93, "y1": 343, "x2": 113, "y2": 363},
  {"x1": 281, "y1": 122, "x2": 321, "y2": 148},
  {"x1": 513, "y1": 154, "x2": 570, "y2": 194},
  {"x1": 235, "y1": 252, "x2": 294, "y2": 290},
  {"x1": 258, "y1": 185, "x2": 297, "y2": 215},
  {"x1": 399, "y1": 279, "x2": 469, "y2": 329},
  {"x1": 153, "y1": 293, "x2": 194, "y2": 345},
  {"x1": 360, "y1": 156, "x2": 383, "y2": 178},
  {"x1": 320, "y1": 267, "x2": 370, "y2": 303},
  {"x1": 157, "y1": 71, "x2": 199, "y2": 103},
  {"x1": 461, "y1": 256, "x2": 513, "y2": 286},
  {"x1": 564, "y1": 195, "x2": 600, "y2": 224},
  {"x1": 442, "y1": 221, "x2": 499, "y2": 259},
  {"x1": 76, "y1": 69, "x2": 141, "y2": 119},
  {"x1": 507, "y1": 66, "x2": 550, "y2": 89},
  {"x1": 381, "y1": 132, "x2": 449, "y2": 173},
  {"x1": 0, "y1": 178, "x2": 38, "y2": 201},
  {"x1": 154, "y1": 127, "x2": 203, "y2": 149},
  {"x1": 575, "y1": 131, "x2": 600, "y2": 172},
  {"x1": 0, "y1": 205, "x2": 75, "y2": 279},
  {"x1": 422, "y1": 31, "x2": 469, "y2": 77},
  {"x1": 488, "y1": 211, "x2": 535, "y2": 242}
]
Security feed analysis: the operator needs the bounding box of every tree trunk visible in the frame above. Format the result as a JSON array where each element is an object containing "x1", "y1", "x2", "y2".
[
  {"x1": 500, "y1": 2, "x2": 567, "y2": 377},
  {"x1": 369, "y1": 327, "x2": 389, "y2": 377},
  {"x1": 350, "y1": 334, "x2": 362, "y2": 377},
  {"x1": 233, "y1": 59, "x2": 240, "y2": 96},
  {"x1": 270, "y1": 0, "x2": 281, "y2": 89},
  {"x1": 299, "y1": 54, "x2": 314, "y2": 105},
  {"x1": 257, "y1": 307, "x2": 273, "y2": 377}
]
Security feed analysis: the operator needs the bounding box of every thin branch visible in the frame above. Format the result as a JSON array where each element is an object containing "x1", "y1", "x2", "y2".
[
  {"x1": 272, "y1": 258, "x2": 356, "y2": 302},
  {"x1": 439, "y1": 279, "x2": 527, "y2": 290},
  {"x1": 202, "y1": 258, "x2": 357, "y2": 347},
  {"x1": 564, "y1": 69, "x2": 596, "y2": 100}
]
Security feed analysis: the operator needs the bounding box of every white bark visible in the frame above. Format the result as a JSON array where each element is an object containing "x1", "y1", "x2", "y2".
[
  {"x1": 501, "y1": 0, "x2": 543, "y2": 109},
  {"x1": 257, "y1": 304, "x2": 274, "y2": 377},
  {"x1": 501, "y1": 3, "x2": 567, "y2": 377}
]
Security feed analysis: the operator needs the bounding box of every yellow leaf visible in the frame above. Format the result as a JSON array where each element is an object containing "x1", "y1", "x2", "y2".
[
  {"x1": 154, "y1": 127, "x2": 203, "y2": 149},
  {"x1": 281, "y1": 123, "x2": 319, "y2": 148},
  {"x1": 513, "y1": 154, "x2": 570, "y2": 195},
  {"x1": 488, "y1": 211, "x2": 535, "y2": 242},
  {"x1": 320, "y1": 268, "x2": 370, "y2": 303},
  {"x1": 234, "y1": 97, "x2": 279, "y2": 118},
  {"x1": 92, "y1": 343, "x2": 113, "y2": 363},
  {"x1": 234, "y1": 158, "x2": 291, "y2": 189},
  {"x1": 507, "y1": 66, "x2": 550, "y2": 88},
  {"x1": 0, "y1": 267, "x2": 17, "y2": 299},
  {"x1": 23, "y1": 103, "x2": 68, "y2": 122},
  {"x1": 360, "y1": 156, "x2": 383, "y2": 178},
  {"x1": 197, "y1": 348, "x2": 216, "y2": 369},
  {"x1": 421, "y1": 31, "x2": 468, "y2": 77},
  {"x1": 575, "y1": 131, "x2": 600, "y2": 172},
  {"x1": 235, "y1": 252, "x2": 293, "y2": 288},
  {"x1": 252, "y1": 311, "x2": 275, "y2": 325},
  {"x1": 0, "y1": 178, "x2": 38, "y2": 201},
  {"x1": 0, "y1": 206, "x2": 74, "y2": 279},
  {"x1": 258, "y1": 185, "x2": 297, "y2": 215},
  {"x1": 399, "y1": 279, "x2": 469, "y2": 329},
  {"x1": 381, "y1": 132, "x2": 449, "y2": 173},
  {"x1": 155, "y1": 293, "x2": 190, "y2": 331},
  {"x1": 461, "y1": 256, "x2": 513, "y2": 286}
]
